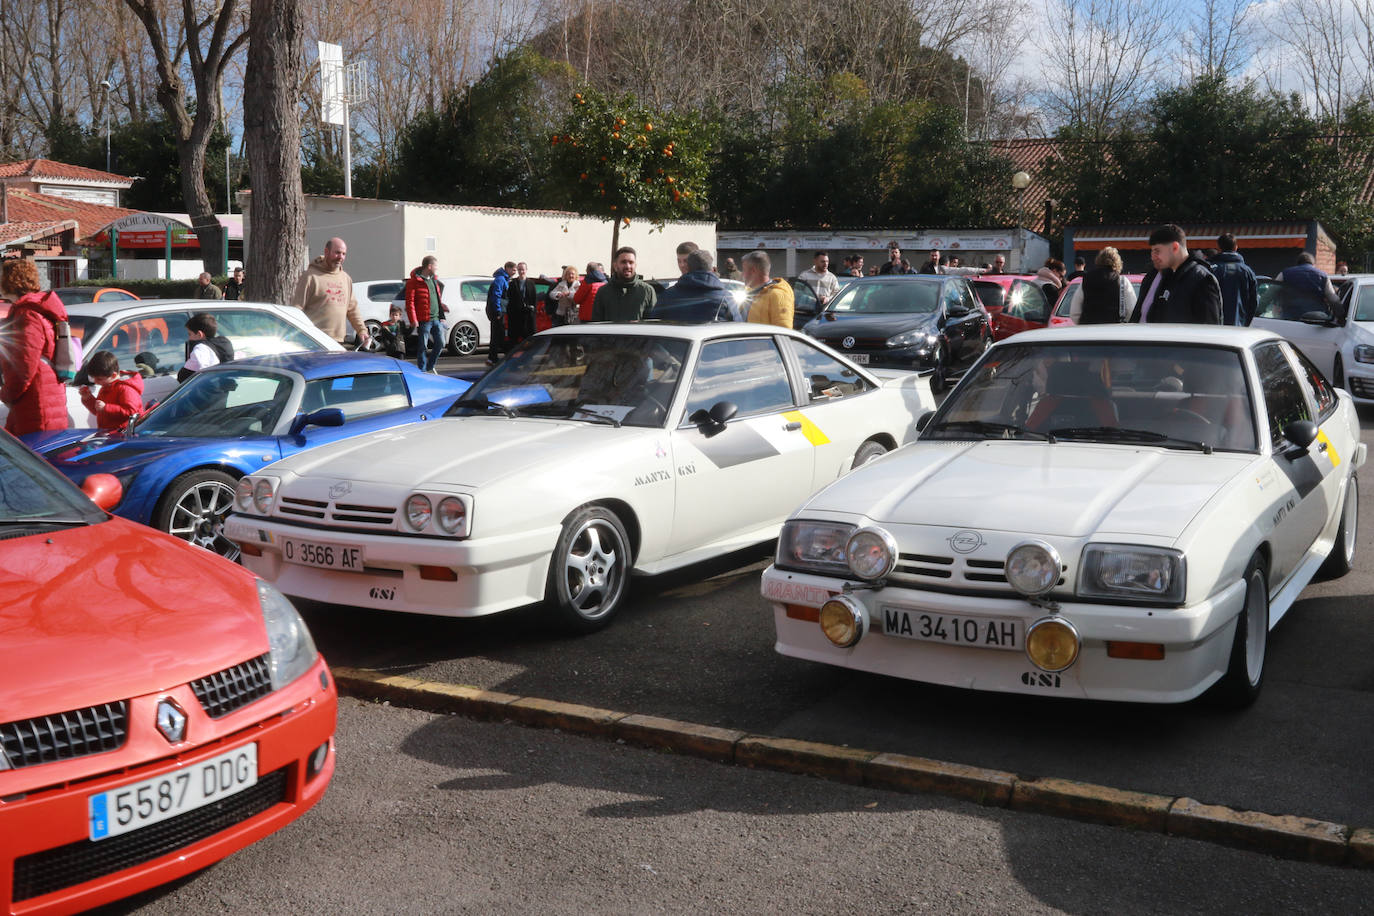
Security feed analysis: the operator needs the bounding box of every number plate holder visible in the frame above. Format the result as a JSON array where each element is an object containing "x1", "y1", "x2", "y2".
[
  {"x1": 879, "y1": 605, "x2": 1023, "y2": 651},
  {"x1": 849, "y1": 353, "x2": 870, "y2": 364},
  {"x1": 89, "y1": 743, "x2": 259, "y2": 840}
]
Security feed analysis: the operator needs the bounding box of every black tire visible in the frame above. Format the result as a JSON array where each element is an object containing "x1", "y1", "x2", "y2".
[
  {"x1": 1212, "y1": 553, "x2": 1269, "y2": 708},
  {"x1": 851, "y1": 439, "x2": 889, "y2": 469},
  {"x1": 362, "y1": 319, "x2": 384, "y2": 352},
  {"x1": 546, "y1": 505, "x2": 632, "y2": 633},
  {"x1": 153, "y1": 469, "x2": 240, "y2": 561},
  {"x1": 929, "y1": 346, "x2": 949, "y2": 395},
  {"x1": 448, "y1": 321, "x2": 480, "y2": 357},
  {"x1": 1334, "y1": 355, "x2": 1345, "y2": 391},
  {"x1": 1321, "y1": 473, "x2": 1358, "y2": 577}
]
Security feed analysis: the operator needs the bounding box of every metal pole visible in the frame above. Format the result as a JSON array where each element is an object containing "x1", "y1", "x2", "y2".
[
  {"x1": 342, "y1": 97, "x2": 352, "y2": 198},
  {"x1": 165, "y1": 227, "x2": 171, "y2": 280},
  {"x1": 111, "y1": 227, "x2": 118, "y2": 279}
]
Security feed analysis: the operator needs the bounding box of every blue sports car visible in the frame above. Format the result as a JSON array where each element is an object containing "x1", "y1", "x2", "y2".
[{"x1": 28, "y1": 351, "x2": 471, "y2": 559}]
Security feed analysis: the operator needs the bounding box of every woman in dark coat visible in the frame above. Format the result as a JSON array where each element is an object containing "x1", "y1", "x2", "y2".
[
  {"x1": 1072, "y1": 247, "x2": 1137, "y2": 325},
  {"x1": 0, "y1": 259, "x2": 69, "y2": 435}
]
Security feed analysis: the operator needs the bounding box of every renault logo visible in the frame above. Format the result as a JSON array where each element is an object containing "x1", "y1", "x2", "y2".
[
  {"x1": 329, "y1": 480, "x2": 352, "y2": 499},
  {"x1": 948, "y1": 530, "x2": 985, "y2": 554},
  {"x1": 156, "y1": 698, "x2": 187, "y2": 743},
  {"x1": 842, "y1": 336, "x2": 856, "y2": 349}
]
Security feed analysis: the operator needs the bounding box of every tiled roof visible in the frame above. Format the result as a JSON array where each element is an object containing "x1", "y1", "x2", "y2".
[
  {"x1": 986, "y1": 138, "x2": 1065, "y2": 233},
  {"x1": 0, "y1": 157, "x2": 133, "y2": 186},
  {"x1": 4, "y1": 188, "x2": 140, "y2": 239},
  {"x1": 0, "y1": 219, "x2": 77, "y2": 247}
]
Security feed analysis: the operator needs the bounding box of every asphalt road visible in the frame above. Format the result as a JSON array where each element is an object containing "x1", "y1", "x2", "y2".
[
  {"x1": 293, "y1": 382, "x2": 1374, "y2": 831},
  {"x1": 110, "y1": 698, "x2": 1374, "y2": 915}
]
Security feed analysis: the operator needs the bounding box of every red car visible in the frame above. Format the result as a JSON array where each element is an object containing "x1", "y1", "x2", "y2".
[
  {"x1": 1049, "y1": 274, "x2": 1145, "y2": 327},
  {"x1": 970, "y1": 274, "x2": 1059, "y2": 340},
  {"x1": 0, "y1": 429, "x2": 336, "y2": 914}
]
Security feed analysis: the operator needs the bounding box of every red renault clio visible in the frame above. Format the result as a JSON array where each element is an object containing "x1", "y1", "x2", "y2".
[{"x1": 0, "y1": 429, "x2": 336, "y2": 914}]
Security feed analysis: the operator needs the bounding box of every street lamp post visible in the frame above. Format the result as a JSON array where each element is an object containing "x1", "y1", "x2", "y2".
[
  {"x1": 99, "y1": 79, "x2": 111, "y2": 172},
  {"x1": 1011, "y1": 170, "x2": 1030, "y2": 272}
]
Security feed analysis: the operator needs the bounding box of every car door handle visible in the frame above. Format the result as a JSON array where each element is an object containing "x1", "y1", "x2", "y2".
[
  {"x1": 783, "y1": 421, "x2": 802, "y2": 431},
  {"x1": 1318, "y1": 441, "x2": 1328, "y2": 452}
]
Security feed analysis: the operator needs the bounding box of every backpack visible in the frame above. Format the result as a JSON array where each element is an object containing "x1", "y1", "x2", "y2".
[{"x1": 52, "y1": 319, "x2": 81, "y2": 383}]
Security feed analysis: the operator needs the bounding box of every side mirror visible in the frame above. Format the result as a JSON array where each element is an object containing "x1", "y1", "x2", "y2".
[
  {"x1": 915, "y1": 410, "x2": 936, "y2": 432},
  {"x1": 946, "y1": 304, "x2": 970, "y2": 317},
  {"x1": 289, "y1": 406, "x2": 346, "y2": 436},
  {"x1": 1281, "y1": 419, "x2": 1318, "y2": 456},
  {"x1": 688, "y1": 400, "x2": 737, "y2": 437},
  {"x1": 81, "y1": 473, "x2": 124, "y2": 511},
  {"x1": 1300, "y1": 310, "x2": 1335, "y2": 326}
]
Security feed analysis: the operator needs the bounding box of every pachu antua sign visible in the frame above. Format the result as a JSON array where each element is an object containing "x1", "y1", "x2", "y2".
[{"x1": 91, "y1": 213, "x2": 200, "y2": 250}]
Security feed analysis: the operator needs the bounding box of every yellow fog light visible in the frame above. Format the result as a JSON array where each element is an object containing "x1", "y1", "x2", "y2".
[
  {"x1": 1025, "y1": 616, "x2": 1080, "y2": 672},
  {"x1": 818, "y1": 596, "x2": 866, "y2": 648}
]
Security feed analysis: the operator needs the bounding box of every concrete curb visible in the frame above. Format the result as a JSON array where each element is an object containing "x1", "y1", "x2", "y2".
[{"x1": 333, "y1": 665, "x2": 1369, "y2": 869}]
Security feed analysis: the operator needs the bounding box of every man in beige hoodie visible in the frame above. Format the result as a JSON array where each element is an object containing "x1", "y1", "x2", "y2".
[{"x1": 291, "y1": 237, "x2": 370, "y2": 348}]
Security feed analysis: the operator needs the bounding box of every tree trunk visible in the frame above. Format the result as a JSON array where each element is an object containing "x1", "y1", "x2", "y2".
[
  {"x1": 243, "y1": 0, "x2": 306, "y2": 306},
  {"x1": 179, "y1": 135, "x2": 226, "y2": 277},
  {"x1": 610, "y1": 218, "x2": 620, "y2": 265}
]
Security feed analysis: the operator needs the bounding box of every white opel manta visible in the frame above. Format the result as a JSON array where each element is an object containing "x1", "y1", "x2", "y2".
[
  {"x1": 763, "y1": 326, "x2": 1363, "y2": 706},
  {"x1": 227, "y1": 323, "x2": 933, "y2": 631}
]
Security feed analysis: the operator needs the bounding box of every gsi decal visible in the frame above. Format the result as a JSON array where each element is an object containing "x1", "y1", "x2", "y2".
[{"x1": 369, "y1": 587, "x2": 395, "y2": 601}]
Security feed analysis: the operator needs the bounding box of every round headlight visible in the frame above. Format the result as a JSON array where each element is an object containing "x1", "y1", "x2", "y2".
[
  {"x1": 406, "y1": 494, "x2": 433, "y2": 530},
  {"x1": 236, "y1": 477, "x2": 254, "y2": 510},
  {"x1": 252, "y1": 478, "x2": 274, "y2": 514},
  {"x1": 818, "y1": 596, "x2": 866, "y2": 648},
  {"x1": 1025, "y1": 616, "x2": 1080, "y2": 672},
  {"x1": 846, "y1": 527, "x2": 898, "y2": 580},
  {"x1": 436, "y1": 496, "x2": 466, "y2": 534},
  {"x1": 1005, "y1": 540, "x2": 1061, "y2": 597}
]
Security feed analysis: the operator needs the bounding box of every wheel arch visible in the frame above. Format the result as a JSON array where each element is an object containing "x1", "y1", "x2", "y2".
[
  {"x1": 152, "y1": 462, "x2": 247, "y2": 511},
  {"x1": 865, "y1": 432, "x2": 898, "y2": 452},
  {"x1": 564, "y1": 497, "x2": 641, "y2": 565}
]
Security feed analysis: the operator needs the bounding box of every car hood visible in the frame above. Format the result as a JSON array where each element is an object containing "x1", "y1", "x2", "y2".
[
  {"x1": 38, "y1": 430, "x2": 268, "y2": 476},
  {"x1": 806, "y1": 314, "x2": 936, "y2": 338},
  {"x1": 801, "y1": 440, "x2": 1255, "y2": 539},
  {"x1": 271, "y1": 416, "x2": 648, "y2": 490},
  {"x1": 0, "y1": 517, "x2": 269, "y2": 717}
]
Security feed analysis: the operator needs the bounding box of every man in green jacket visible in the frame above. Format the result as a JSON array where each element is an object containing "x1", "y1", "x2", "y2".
[{"x1": 591, "y1": 246, "x2": 656, "y2": 322}]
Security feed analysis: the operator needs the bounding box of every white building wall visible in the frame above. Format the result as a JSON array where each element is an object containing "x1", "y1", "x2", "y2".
[{"x1": 302, "y1": 197, "x2": 407, "y2": 283}]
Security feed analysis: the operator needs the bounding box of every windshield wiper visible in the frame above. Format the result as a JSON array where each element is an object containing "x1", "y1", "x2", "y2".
[
  {"x1": 451, "y1": 394, "x2": 516, "y2": 417},
  {"x1": 1048, "y1": 426, "x2": 1213, "y2": 454},
  {"x1": 570, "y1": 407, "x2": 622, "y2": 427},
  {"x1": 925, "y1": 419, "x2": 1051, "y2": 441},
  {"x1": 0, "y1": 516, "x2": 89, "y2": 526},
  {"x1": 503, "y1": 402, "x2": 622, "y2": 427}
]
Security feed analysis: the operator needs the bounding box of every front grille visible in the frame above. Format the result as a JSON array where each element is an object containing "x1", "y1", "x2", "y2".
[
  {"x1": 330, "y1": 503, "x2": 396, "y2": 525},
  {"x1": 829, "y1": 337, "x2": 889, "y2": 350},
  {"x1": 276, "y1": 495, "x2": 396, "y2": 527},
  {"x1": 1348, "y1": 377, "x2": 1374, "y2": 399},
  {"x1": 278, "y1": 496, "x2": 326, "y2": 519},
  {"x1": 887, "y1": 553, "x2": 1064, "y2": 592},
  {"x1": 191, "y1": 654, "x2": 272, "y2": 719},
  {"x1": 12, "y1": 769, "x2": 288, "y2": 902},
  {"x1": 0, "y1": 703, "x2": 128, "y2": 769}
]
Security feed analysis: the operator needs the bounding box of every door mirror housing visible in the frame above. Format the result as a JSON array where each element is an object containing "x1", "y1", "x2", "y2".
[
  {"x1": 289, "y1": 407, "x2": 346, "y2": 436},
  {"x1": 1281, "y1": 419, "x2": 1318, "y2": 456},
  {"x1": 688, "y1": 400, "x2": 737, "y2": 437}
]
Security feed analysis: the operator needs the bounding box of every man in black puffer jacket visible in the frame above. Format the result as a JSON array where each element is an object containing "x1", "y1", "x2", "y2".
[{"x1": 1129, "y1": 224, "x2": 1222, "y2": 324}]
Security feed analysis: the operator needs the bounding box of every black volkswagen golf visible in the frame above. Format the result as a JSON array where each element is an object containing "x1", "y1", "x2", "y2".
[{"x1": 800, "y1": 275, "x2": 992, "y2": 393}]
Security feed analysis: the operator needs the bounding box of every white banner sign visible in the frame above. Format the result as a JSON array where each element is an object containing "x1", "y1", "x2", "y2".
[{"x1": 318, "y1": 41, "x2": 345, "y2": 126}]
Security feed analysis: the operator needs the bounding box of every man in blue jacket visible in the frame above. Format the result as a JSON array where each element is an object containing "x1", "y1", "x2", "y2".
[
  {"x1": 651, "y1": 249, "x2": 736, "y2": 322},
  {"x1": 485, "y1": 261, "x2": 514, "y2": 365},
  {"x1": 1210, "y1": 233, "x2": 1258, "y2": 326}
]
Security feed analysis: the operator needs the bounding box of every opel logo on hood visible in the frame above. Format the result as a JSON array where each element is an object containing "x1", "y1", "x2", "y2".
[
  {"x1": 329, "y1": 480, "x2": 352, "y2": 499},
  {"x1": 156, "y1": 698, "x2": 187, "y2": 744},
  {"x1": 948, "y1": 530, "x2": 985, "y2": 554},
  {"x1": 842, "y1": 336, "x2": 856, "y2": 349}
]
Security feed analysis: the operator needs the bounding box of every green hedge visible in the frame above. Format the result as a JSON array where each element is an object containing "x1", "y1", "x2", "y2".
[{"x1": 65, "y1": 277, "x2": 228, "y2": 299}]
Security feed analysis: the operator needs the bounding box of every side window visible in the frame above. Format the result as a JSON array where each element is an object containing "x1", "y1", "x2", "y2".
[
  {"x1": 791, "y1": 279, "x2": 818, "y2": 318},
  {"x1": 1256, "y1": 278, "x2": 1331, "y2": 322},
  {"x1": 1254, "y1": 343, "x2": 1312, "y2": 445},
  {"x1": 788, "y1": 339, "x2": 873, "y2": 401},
  {"x1": 941, "y1": 283, "x2": 964, "y2": 313},
  {"x1": 93, "y1": 311, "x2": 192, "y2": 377},
  {"x1": 685, "y1": 338, "x2": 794, "y2": 420},
  {"x1": 369, "y1": 282, "x2": 403, "y2": 302},
  {"x1": 1012, "y1": 281, "x2": 1048, "y2": 321},
  {"x1": 1355, "y1": 284, "x2": 1374, "y2": 322},
  {"x1": 1291, "y1": 346, "x2": 1337, "y2": 418},
  {"x1": 972, "y1": 283, "x2": 1005, "y2": 311},
  {"x1": 301, "y1": 373, "x2": 409, "y2": 421},
  {"x1": 212, "y1": 309, "x2": 321, "y2": 358},
  {"x1": 461, "y1": 281, "x2": 489, "y2": 301}
]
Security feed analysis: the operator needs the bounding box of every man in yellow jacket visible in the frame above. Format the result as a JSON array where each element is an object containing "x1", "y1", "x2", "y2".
[{"x1": 742, "y1": 249, "x2": 794, "y2": 328}]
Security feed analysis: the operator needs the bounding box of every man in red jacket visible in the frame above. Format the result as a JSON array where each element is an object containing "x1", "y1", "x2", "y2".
[{"x1": 404, "y1": 255, "x2": 447, "y2": 372}]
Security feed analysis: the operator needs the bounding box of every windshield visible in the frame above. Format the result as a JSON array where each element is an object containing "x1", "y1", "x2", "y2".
[
  {"x1": 449, "y1": 333, "x2": 691, "y2": 428},
  {"x1": 0, "y1": 433, "x2": 106, "y2": 523},
  {"x1": 136, "y1": 369, "x2": 294, "y2": 438},
  {"x1": 827, "y1": 280, "x2": 939, "y2": 315},
  {"x1": 923, "y1": 342, "x2": 1257, "y2": 452}
]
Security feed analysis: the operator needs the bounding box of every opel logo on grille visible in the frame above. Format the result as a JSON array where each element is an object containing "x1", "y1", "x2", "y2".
[
  {"x1": 156, "y1": 698, "x2": 187, "y2": 743},
  {"x1": 948, "y1": 530, "x2": 985, "y2": 554},
  {"x1": 329, "y1": 481, "x2": 352, "y2": 499},
  {"x1": 842, "y1": 336, "x2": 856, "y2": 349}
]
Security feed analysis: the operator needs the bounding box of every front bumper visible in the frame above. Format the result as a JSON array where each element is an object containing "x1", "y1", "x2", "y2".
[
  {"x1": 225, "y1": 514, "x2": 562, "y2": 617},
  {"x1": 762, "y1": 566, "x2": 1248, "y2": 704},
  {"x1": 823, "y1": 345, "x2": 937, "y2": 371},
  {"x1": 0, "y1": 657, "x2": 336, "y2": 915}
]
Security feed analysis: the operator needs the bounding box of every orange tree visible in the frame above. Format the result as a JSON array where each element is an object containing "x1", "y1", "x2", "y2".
[{"x1": 549, "y1": 88, "x2": 710, "y2": 260}]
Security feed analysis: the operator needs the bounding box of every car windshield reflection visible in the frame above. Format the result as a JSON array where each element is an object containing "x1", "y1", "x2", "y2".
[
  {"x1": 923, "y1": 342, "x2": 1258, "y2": 453},
  {"x1": 135, "y1": 369, "x2": 293, "y2": 438},
  {"x1": 827, "y1": 280, "x2": 939, "y2": 315},
  {"x1": 0, "y1": 433, "x2": 105, "y2": 523},
  {"x1": 450, "y1": 334, "x2": 691, "y2": 429}
]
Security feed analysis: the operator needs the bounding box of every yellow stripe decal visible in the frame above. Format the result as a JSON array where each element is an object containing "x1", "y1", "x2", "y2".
[
  {"x1": 1318, "y1": 430, "x2": 1341, "y2": 467},
  {"x1": 783, "y1": 410, "x2": 830, "y2": 446}
]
